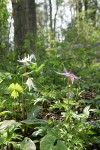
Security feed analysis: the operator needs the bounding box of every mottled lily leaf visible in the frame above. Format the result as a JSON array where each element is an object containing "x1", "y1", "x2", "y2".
[{"x1": 20, "y1": 137, "x2": 36, "y2": 150}]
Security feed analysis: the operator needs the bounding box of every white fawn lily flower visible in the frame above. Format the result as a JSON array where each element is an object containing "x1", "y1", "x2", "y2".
[
  {"x1": 18, "y1": 54, "x2": 36, "y2": 65},
  {"x1": 26, "y1": 77, "x2": 35, "y2": 91}
]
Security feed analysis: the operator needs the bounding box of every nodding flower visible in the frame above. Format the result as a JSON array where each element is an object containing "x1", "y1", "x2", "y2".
[
  {"x1": 26, "y1": 77, "x2": 35, "y2": 91},
  {"x1": 56, "y1": 67, "x2": 81, "y2": 84}
]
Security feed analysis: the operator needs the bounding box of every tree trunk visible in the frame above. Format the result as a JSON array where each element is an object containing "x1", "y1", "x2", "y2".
[
  {"x1": 49, "y1": 0, "x2": 53, "y2": 32},
  {"x1": 11, "y1": 0, "x2": 37, "y2": 55},
  {"x1": 84, "y1": 0, "x2": 97, "y2": 25},
  {"x1": 76, "y1": 0, "x2": 82, "y2": 21},
  {"x1": 84, "y1": 0, "x2": 88, "y2": 18}
]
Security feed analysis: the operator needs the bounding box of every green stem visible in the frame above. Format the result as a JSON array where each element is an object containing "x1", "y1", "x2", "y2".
[
  {"x1": 1, "y1": 145, "x2": 3, "y2": 150},
  {"x1": 22, "y1": 75, "x2": 25, "y2": 119},
  {"x1": 22, "y1": 64, "x2": 27, "y2": 119},
  {"x1": 67, "y1": 67, "x2": 72, "y2": 110},
  {"x1": 68, "y1": 78, "x2": 70, "y2": 110}
]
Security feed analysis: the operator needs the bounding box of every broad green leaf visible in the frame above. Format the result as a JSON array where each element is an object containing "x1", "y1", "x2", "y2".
[
  {"x1": 8, "y1": 83, "x2": 15, "y2": 90},
  {"x1": 40, "y1": 134, "x2": 56, "y2": 150},
  {"x1": 0, "y1": 111, "x2": 12, "y2": 117},
  {"x1": 15, "y1": 83, "x2": 23, "y2": 93},
  {"x1": 53, "y1": 140, "x2": 67, "y2": 150},
  {"x1": 20, "y1": 137, "x2": 36, "y2": 150},
  {"x1": 21, "y1": 105, "x2": 46, "y2": 125},
  {"x1": 32, "y1": 127, "x2": 46, "y2": 137},
  {"x1": 8, "y1": 83, "x2": 23, "y2": 94},
  {"x1": 87, "y1": 130, "x2": 96, "y2": 135},
  {"x1": 21, "y1": 118, "x2": 47, "y2": 125},
  {"x1": 11, "y1": 90, "x2": 19, "y2": 99},
  {"x1": 94, "y1": 95, "x2": 100, "y2": 100},
  {"x1": 27, "y1": 105, "x2": 42, "y2": 119},
  {"x1": 0, "y1": 120, "x2": 21, "y2": 130}
]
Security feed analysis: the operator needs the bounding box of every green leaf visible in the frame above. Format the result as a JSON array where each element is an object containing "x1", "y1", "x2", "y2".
[
  {"x1": 20, "y1": 137, "x2": 36, "y2": 150},
  {"x1": 22, "y1": 72, "x2": 32, "y2": 77},
  {"x1": 27, "y1": 105, "x2": 42, "y2": 120},
  {"x1": 87, "y1": 130, "x2": 96, "y2": 135},
  {"x1": 35, "y1": 64, "x2": 45, "y2": 72},
  {"x1": 90, "y1": 109, "x2": 100, "y2": 114},
  {"x1": 40, "y1": 134, "x2": 56, "y2": 150},
  {"x1": 30, "y1": 63, "x2": 37, "y2": 69},
  {"x1": 0, "y1": 78, "x2": 3, "y2": 83},
  {"x1": 8, "y1": 83, "x2": 23, "y2": 94},
  {"x1": 0, "y1": 120, "x2": 21, "y2": 130},
  {"x1": 15, "y1": 83, "x2": 23, "y2": 93},
  {"x1": 11, "y1": 90, "x2": 19, "y2": 99},
  {"x1": 53, "y1": 140, "x2": 67, "y2": 150},
  {"x1": 8, "y1": 83, "x2": 15, "y2": 90},
  {"x1": 94, "y1": 95, "x2": 100, "y2": 100},
  {"x1": 21, "y1": 118, "x2": 47, "y2": 125},
  {"x1": 0, "y1": 111, "x2": 12, "y2": 117},
  {"x1": 32, "y1": 127, "x2": 46, "y2": 137},
  {"x1": 21, "y1": 105, "x2": 46, "y2": 125}
]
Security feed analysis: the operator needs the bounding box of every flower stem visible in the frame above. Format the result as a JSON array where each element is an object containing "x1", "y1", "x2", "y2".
[
  {"x1": 22, "y1": 76, "x2": 24, "y2": 118},
  {"x1": 68, "y1": 78, "x2": 70, "y2": 109},
  {"x1": 67, "y1": 67, "x2": 72, "y2": 110},
  {"x1": 22, "y1": 65, "x2": 26, "y2": 119}
]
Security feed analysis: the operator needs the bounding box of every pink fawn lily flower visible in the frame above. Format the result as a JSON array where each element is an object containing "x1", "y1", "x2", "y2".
[{"x1": 56, "y1": 67, "x2": 81, "y2": 84}]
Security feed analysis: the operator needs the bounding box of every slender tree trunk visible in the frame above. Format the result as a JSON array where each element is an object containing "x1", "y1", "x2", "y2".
[
  {"x1": 53, "y1": 1, "x2": 59, "y2": 39},
  {"x1": 49, "y1": 0, "x2": 53, "y2": 32},
  {"x1": 84, "y1": 0, "x2": 88, "y2": 18},
  {"x1": 76, "y1": 0, "x2": 82, "y2": 20},
  {"x1": 11, "y1": 0, "x2": 37, "y2": 55},
  {"x1": 44, "y1": 0, "x2": 49, "y2": 28},
  {"x1": 84, "y1": 0, "x2": 97, "y2": 25},
  {"x1": 90, "y1": 0, "x2": 97, "y2": 25}
]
